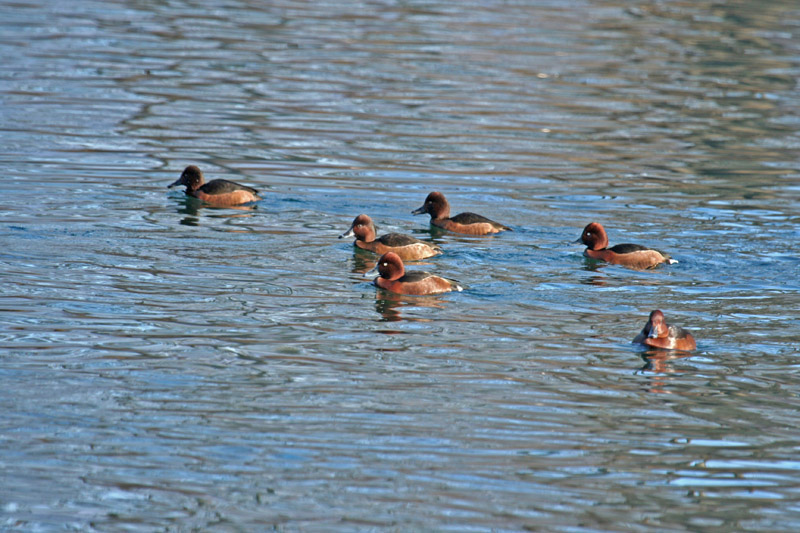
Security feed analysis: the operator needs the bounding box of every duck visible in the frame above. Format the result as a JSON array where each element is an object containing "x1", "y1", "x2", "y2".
[
  {"x1": 340, "y1": 214, "x2": 442, "y2": 261},
  {"x1": 633, "y1": 310, "x2": 696, "y2": 351},
  {"x1": 412, "y1": 191, "x2": 510, "y2": 235},
  {"x1": 365, "y1": 252, "x2": 463, "y2": 295},
  {"x1": 168, "y1": 165, "x2": 261, "y2": 206},
  {"x1": 575, "y1": 222, "x2": 676, "y2": 269}
]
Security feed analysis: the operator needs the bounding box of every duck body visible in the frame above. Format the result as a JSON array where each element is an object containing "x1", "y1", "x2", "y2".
[
  {"x1": 340, "y1": 214, "x2": 441, "y2": 261},
  {"x1": 633, "y1": 310, "x2": 696, "y2": 351},
  {"x1": 576, "y1": 222, "x2": 675, "y2": 270},
  {"x1": 366, "y1": 252, "x2": 462, "y2": 295},
  {"x1": 168, "y1": 165, "x2": 261, "y2": 206},
  {"x1": 412, "y1": 191, "x2": 510, "y2": 235}
]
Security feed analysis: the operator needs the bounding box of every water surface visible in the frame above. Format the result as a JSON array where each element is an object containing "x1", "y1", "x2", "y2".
[{"x1": 1, "y1": 0, "x2": 799, "y2": 531}]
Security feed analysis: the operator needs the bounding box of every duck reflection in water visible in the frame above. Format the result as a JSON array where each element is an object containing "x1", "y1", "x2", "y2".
[
  {"x1": 638, "y1": 349, "x2": 693, "y2": 373},
  {"x1": 350, "y1": 251, "x2": 377, "y2": 275},
  {"x1": 373, "y1": 291, "x2": 448, "y2": 323},
  {"x1": 580, "y1": 272, "x2": 607, "y2": 286},
  {"x1": 637, "y1": 349, "x2": 694, "y2": 394},
  {"x1": 174, "y1": 196, "x2": 258, "y2": 227}
]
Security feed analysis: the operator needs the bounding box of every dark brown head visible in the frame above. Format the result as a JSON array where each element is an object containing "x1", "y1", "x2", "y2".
[
  {"x1": 575, "y1": 222, "x2": 609, "y2": 250},
  {"x1": 412, "y1": 191, "x2": 450, "y2": 219},
  {"x1": 339, "y1": 214, "x2": 377, "y2": 242},
  {"x1": 369, "y1": 252, "x2": 405, "y2": 281},
  {"x1": 168, "y1": 165, "x2": 205, "y2": 192}
]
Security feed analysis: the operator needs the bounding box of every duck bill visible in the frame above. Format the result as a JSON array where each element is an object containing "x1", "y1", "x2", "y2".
[
  {"x1": 411, "y1": 205, "x2": 426, "y2": 215},
  {"x1": 339, "y1": 228, "x2": 355, "y2": 239},
  {"x1": 167, "y1": 177, "x2": 183, "y2": 189},
  {"x1": 363, "y1": 265, "x2": 379, "y2": 278},
  {"x1": 647, "y1": 329, "x2": 659, "y2": 339},
  {"x1": 572, "y1": 237, "x2": 583, "y2": 244}
]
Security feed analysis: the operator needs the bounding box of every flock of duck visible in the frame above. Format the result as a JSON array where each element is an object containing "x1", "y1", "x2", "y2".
[{"x1": 168, "y1": 165, "x2": 697, "y2": 352}]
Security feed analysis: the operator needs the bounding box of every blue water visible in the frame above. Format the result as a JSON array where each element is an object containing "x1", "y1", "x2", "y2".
[{"x1": 1, "y1": 0, "x2": 799, "y2": 531}]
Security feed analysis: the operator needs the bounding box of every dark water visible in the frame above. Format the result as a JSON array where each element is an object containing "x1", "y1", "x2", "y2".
[{"x1": 2, "y1": 0, "x2": 799, "y2": 530}]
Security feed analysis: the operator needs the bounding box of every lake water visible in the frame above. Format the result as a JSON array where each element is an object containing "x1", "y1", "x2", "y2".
[{"x1": 2, "y1": 0, "x2": 799, "y2": 531}]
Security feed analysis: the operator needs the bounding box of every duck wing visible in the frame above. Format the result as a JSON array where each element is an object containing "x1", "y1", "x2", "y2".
[
  {"x1": 609, "y1": 243, "x2": 650, "y2": 254},
  {"x1": 200, "y1": 179, "x2": 259, "y2": 195},
  {"x1": 377, "y1": 233, "x2": 428, "y2": 247}
]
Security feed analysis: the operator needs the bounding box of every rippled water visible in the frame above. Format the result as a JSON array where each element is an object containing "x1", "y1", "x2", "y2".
[{"x1": 2, "y1": 0, "x2": 799, "y2": 530}]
